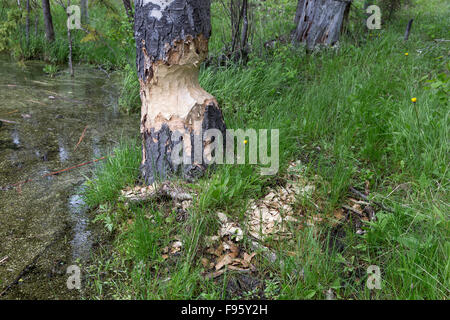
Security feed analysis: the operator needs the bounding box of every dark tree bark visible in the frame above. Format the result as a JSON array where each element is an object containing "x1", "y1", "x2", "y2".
[
  {"x1": 122, "y1": 0, "x2": 133, "y2": 20},
  {"x1": 134, "y1": 0, "x2": 226, "y2": 184},
  {"x1": 404, "y1": 19, "x2": 413, "y2": 41},
  {"x1": 292, "y1": 0, "x2": 351, "y2": 49},
  {"x1": 41, "y1": 0, "x2": 55, "y2": 42},
  {"x1": 228, "y1": 0, "x2": 250, "y2": 62}
]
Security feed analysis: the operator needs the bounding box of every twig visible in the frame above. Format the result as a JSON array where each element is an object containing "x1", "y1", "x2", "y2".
[
  {"x1": 0, "y1": 256, "x2": 8, "y2": 265},
  {"x1": 0, "y1": 119, "x2": 18, "y2": 124},
  {"x1": 73, "y1": 125, "x2": 88, "y2": 151},
  {"x1": 97, "y1": 65, "x2": 110, "y2": 79},
  {"x1": 0, "y1": 156, "x2": 108, "y2": 191},
  {"x1": 349, "y1": 187, "x2": 393, "y2": 213},
  {"x1": 342, "y1": 205, "x2": 363, "y2": 216}
]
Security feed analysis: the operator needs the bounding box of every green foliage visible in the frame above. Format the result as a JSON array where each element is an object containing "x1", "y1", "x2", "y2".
[
  {"x1": 43, "y1": 63, "x2": 60, "y2": 77},
  {"x1": 0, "y1": 8, "x2": 23, "y2": 52},
  {"x1": 118, "y1": 63, "x2": 141, "y2": 114},
  {"x1": 376, "y1": 0, "x2": 409, "y2": 19},
  {"x1": 83, "y1": 139, "x2": 141, "y2": 207},
  {"x1": 424, "y1": 61, "x2": 450, "y2": 105}
]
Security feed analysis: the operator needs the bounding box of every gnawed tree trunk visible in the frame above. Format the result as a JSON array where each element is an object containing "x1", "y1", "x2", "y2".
[
  {"x1": 293, "y1": 0, "x2": 351, "y2": 49},
  {"x1": 41, "y1": 0, "x2": 55, "y2": 42},
  {"x1": 135, "y1": 0, "x2": 226, "y2": 184}
]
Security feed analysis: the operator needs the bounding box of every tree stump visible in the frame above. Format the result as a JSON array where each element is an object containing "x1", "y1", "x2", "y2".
[{"x1": 293, "y1": 0, "x2": 351, "y2": 49}]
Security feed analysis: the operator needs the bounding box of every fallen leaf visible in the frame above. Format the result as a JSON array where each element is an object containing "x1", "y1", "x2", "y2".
[
  {"x1": 215, "y1": 254, "x2": 233, "y2": 270},
  {"x1": 201, "y1": 258, "x2": 209, "y2": 268}
]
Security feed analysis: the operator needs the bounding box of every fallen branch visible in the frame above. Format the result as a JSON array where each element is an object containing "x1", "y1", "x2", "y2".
[
  {"x1": 250, "y1": 240, "x2": 277, "y2": 264},
  {"x1": 349, "y1": 187, "x2": 393, "y2": 213},
  {"x1": 0, "y1": 256, "x2": 8, "y2": 265},
  {"x1": 342, "y1": 205, "x2": 364, "y2": 216}
]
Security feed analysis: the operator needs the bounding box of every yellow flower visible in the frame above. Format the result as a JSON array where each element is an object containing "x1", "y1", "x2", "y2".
[
  {"x1": 244, "y1": 140, "x2": 248, "y2": 145},
  {"x1": 411, "y1": 97, "x2": 417, "y2": 103},
  {"x1": 405, "y1": 52, "x2": 409, "y2": 56}
]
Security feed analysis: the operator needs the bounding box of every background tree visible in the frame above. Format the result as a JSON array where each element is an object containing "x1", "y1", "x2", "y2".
[
  {"x1": 292, "y1": 0, "x2": 351, "y2": 49},
  {"x1": 25, "y1": 0, "x2": 30, "y2": 45},
  {"x1": 41, "y1": 0, "x2": 54, "y2": 42},
  {"x1": 134, "y1": 0, "x2": 226, "y2": 184},
  {"x1": 80, "y1": 0, "x2": 89, "y2": 24},
  {"x1": 122, "y1": 0, "x2": 133, "y2": 20},
  {"x1": 56, "y1": 0, "x2": 74, "y2": 76}
]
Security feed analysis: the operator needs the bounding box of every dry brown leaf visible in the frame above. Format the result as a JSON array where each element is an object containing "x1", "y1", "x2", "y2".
[
  {"x1": 228, "y1": 242, "x2": 240, "y2": 258},
  {"x1": 243, "y1": 252, "x2": 256, "y2": 264},
  {"x1": 215, "y1": 254, "x2": 233, "y2": 270},
  {"x1": 214, "y1": 243, "x2": 224, "y2": 256},
  {"x1": 201, "y1": 258, "x2": 209, "y2": 268},
  {"x1": 203, "y1": 269, "x2": 225, "y2": 279}
]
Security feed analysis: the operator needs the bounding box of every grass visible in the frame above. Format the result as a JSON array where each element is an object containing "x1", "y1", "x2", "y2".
[
  {"x1": 2, "y1": 0, "x2": 448, "y2": 299},
  {"x1": 82, "y1": 0, "x2": 448, "y2": 300}
]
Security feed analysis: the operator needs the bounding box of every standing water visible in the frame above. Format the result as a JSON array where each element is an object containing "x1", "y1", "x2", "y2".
[{"x1": 0, "y1": 55, "x2": 139, "y2": 299}]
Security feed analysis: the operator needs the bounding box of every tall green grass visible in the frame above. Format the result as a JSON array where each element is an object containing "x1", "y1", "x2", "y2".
[{"x1": 68, "y1": 0, "x2": 450, "y2": 299}]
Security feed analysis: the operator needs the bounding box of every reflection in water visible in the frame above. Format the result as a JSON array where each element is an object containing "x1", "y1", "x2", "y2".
[
  {"x1": 68, "y1": 194, "x2": 92, "y2": 261},
  {"x1": 58, "y1": 137, "x2": 69, "y2": 162},
  {"x1": 91, "y1": 135, "x2": 101, "y2": 158},
  {"x1": 11, "y1": 128, "x2": 20, "y2": 146}
]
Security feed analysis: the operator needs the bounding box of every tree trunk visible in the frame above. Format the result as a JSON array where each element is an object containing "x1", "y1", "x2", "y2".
[
  {"x1": 41, "y1": 0, "x2": 54, "y2": 42},
  {"x1": 80, "y1": 0, "x2": 89, "y2": 24},
  {"x1": 66, "y1": 0, "x2": 74, "y2": 77},
  {"x1": 34, "y1": 11, "x2": 39, "y2": 37},
  {"x1": 122, "y1": 0, "x2": 133, "y2": 20},
  {"x1": 135, "y1": 0, "x2": 226, "y2": 184},
  {"x1": 26, "y1": 0, "x2": 30, "y2": 46},
  {"x1": 292, "y1": 0, "x2": 351, "y2": 49}
]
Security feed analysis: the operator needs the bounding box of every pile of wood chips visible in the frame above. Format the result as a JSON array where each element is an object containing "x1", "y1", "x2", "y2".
[
  {"x1": 247, "y1": 160, "x2": 316, "y2": 240},
  {"x1": 120, "y1": 182, "x2": 193, "y2": 203}
]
